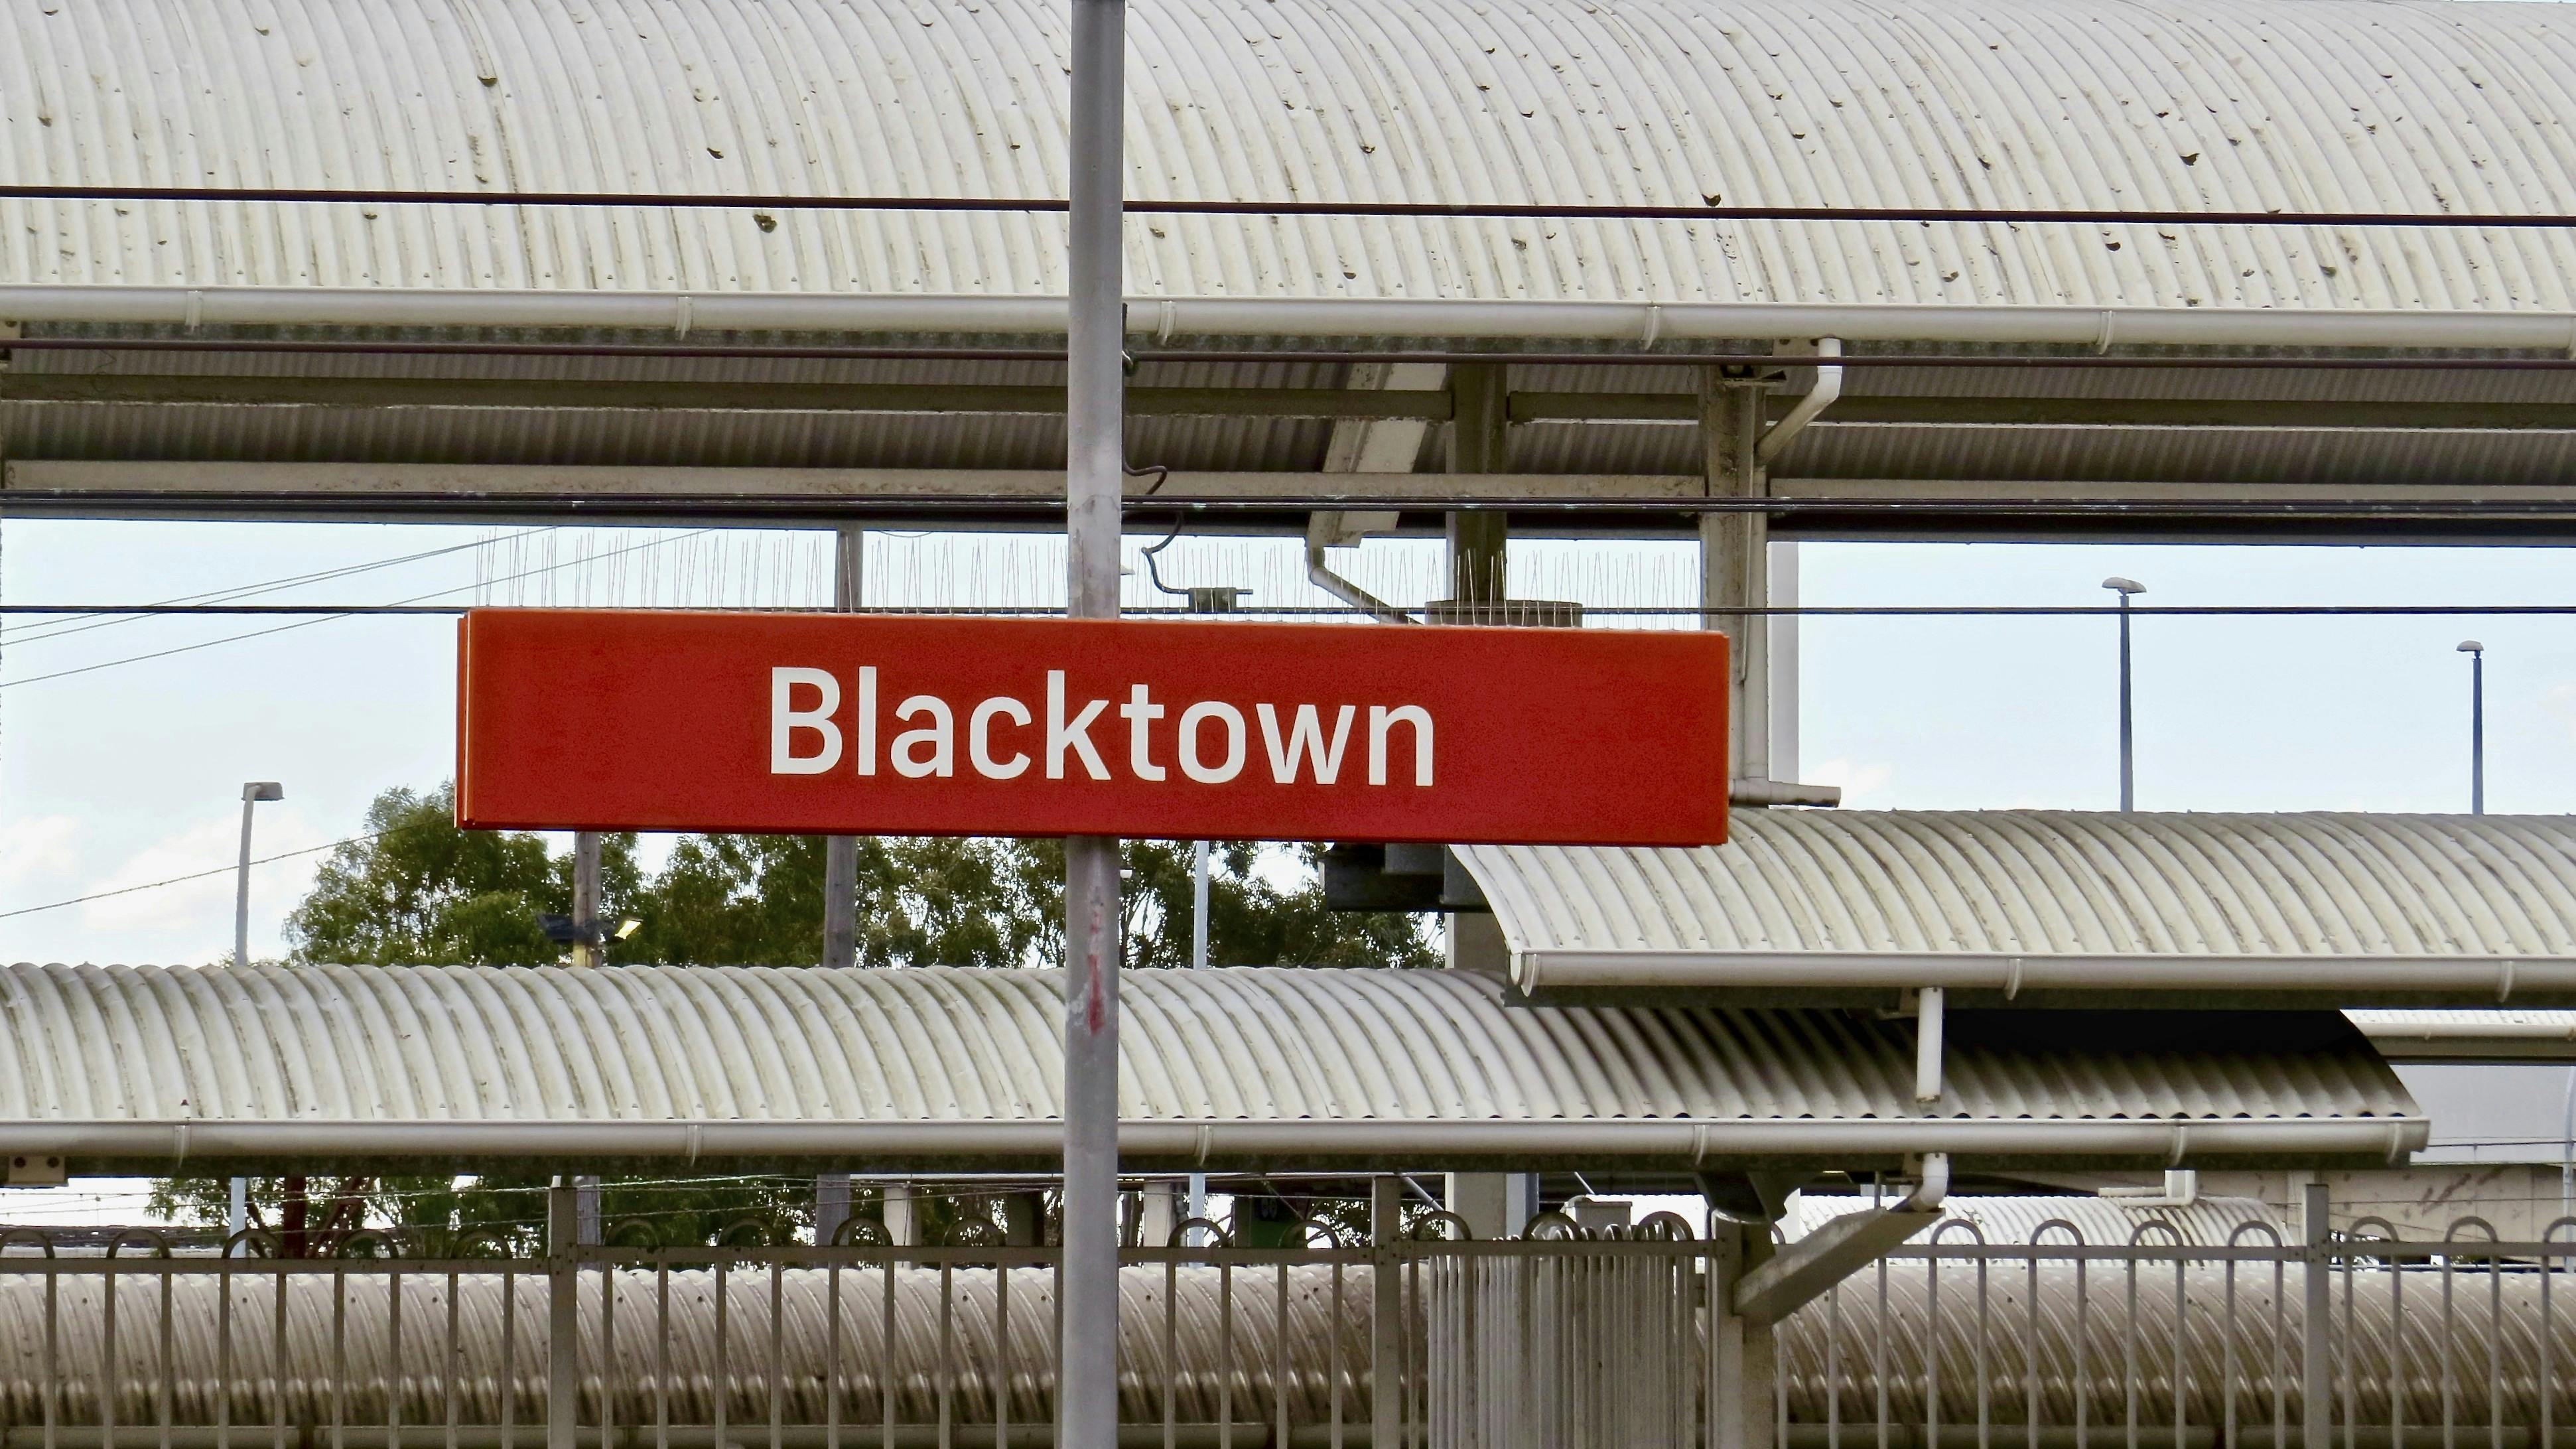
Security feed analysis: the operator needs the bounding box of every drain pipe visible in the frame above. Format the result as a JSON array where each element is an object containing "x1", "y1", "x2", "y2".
[
  {"x1": 1304, "y1": 514, "x2": 1412, "y2": 624},
  {"x1": 1733, "y1": 1152, "x2": 1948, "y2": 1325},
  {"x1": 1754, "y1": 338, "x2": 1842, "y2": 467}
]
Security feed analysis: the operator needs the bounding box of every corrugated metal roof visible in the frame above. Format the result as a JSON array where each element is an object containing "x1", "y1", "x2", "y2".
[
  {"x1": 1462, "y1": 811, "x2": 2576, "y2": 997},
  {"x1": 1790, "y1": 1192, "x2": 2280, "y2": 1247},
  {"x1": 4, "y1": 0, "x2": 2575, "y2": 310},
  {"x1": 0, "y1": 963, "x2": 2409, "y2": 1136}
]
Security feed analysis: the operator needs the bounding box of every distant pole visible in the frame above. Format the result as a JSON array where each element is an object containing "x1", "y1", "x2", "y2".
[
  {"x1": 1061, "y1": 0, "x2": 1127, "y2": 1441},
  {"x1": 2102, "y1": 578, "x2": 2145, "y2": 811},
  {"x1": 571, "y1": 832, "x2": 602, "y2": 968},
  {"x1": 234, "y1": 782, "x2": 283, "y2": 969},
  {"x1": 2459, "y1": 640, "x2": 2486, "y2": 815},
  {"x1": 823, "y1": 527, "x2": 866, "y2": 967},
  {"x1": 1187, "y1": 841, "x2": 1209, "y2": 1238}
]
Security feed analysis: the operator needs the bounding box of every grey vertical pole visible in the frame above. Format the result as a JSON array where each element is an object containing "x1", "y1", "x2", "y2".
[
  {"x1": 823, "y1": 527, "x2": 865, "y2": 967},
  {"x1": 2463, "y1": 642, "x2": 2483, "y2": 815},
  {"x1": 571, "y1": 833, "x2": 602, "y2": 968},
  {"x1": 1061, "y1": 0, "x2": 1127, "y2": 1442},
  {"x1": 234, "y1": 795, "x2": 258, "y2": 971},
  {"x1": 815, "y1": 1173, "x2": 852, "y2": 1245},
  {"x1": 547, "y1": 1180, "x2": 579, "y2": 1449},
  {"x1": 1186, "y1": 841, "x2": 1209, "y2": 1237},
  {"x1": 2117, "y1": 596, "x2": 2135, "y2": 812},
  {"x1": 2301, "y1": 1179, "x2": 2331, "y2": 1449},
  {"x1": 1370, "y1": 1176, "x2": 1404, "y2": 1449}
]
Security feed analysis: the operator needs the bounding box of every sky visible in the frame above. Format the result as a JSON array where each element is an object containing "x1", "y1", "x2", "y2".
[{"x1": 0, "y1": 521, "x2": 2563, "y2": 965}]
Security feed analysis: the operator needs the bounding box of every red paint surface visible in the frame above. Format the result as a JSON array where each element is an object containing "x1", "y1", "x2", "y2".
[{"x1": 456, "y1": 610, "x2": 1728, "y2": 846}]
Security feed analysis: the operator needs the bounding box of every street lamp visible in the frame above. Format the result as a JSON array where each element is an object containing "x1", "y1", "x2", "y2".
[
  {"x1": 229, "y1": 780, "x2": 281, "y2": 1261},
  {"x1": 2459, "y1": 640, "x2": 2486, "y2": 815},
  {"x1": 234, "y1": 782, "x2": 283, "y2": 971},
  {"x1": 2102, "y1": 578, "x2": 2146, "y2": 811}
]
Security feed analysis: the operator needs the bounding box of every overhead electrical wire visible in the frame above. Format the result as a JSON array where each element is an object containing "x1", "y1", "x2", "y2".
[
  {"x1": 0, "y1": 527, "x2": 557, "y2": 648},
  {"x1": 4, "y1": 182, "x2": 2576, "y2": 230},
  {"x1": 2, "y1": 602, "x2": 2574, "y2": 618},
  {"x1": 0, "y1": 829, "x2": 387, "y2": 922},
  {"x1": 0, "y1": 529, "x2": 714, "y2": 691},
  {"x1": 11, "y1": 337, "x2": 2576, "y2": 372}
]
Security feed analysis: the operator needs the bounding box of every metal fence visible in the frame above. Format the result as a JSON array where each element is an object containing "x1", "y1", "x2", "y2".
[{"x1": 4, "y1": 1208, "x2": 2575, "y2": 1448}]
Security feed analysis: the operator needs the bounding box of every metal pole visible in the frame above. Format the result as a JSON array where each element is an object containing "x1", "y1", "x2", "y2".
[
  {"x1": 546, "y1": 1180, "x2": 578, "y2": 1449},
  {"x1": 2300, "y1": 1179, "x2": 2331, "y2": 1449},
  {"x1": 2117, "y1": 594, "x2": 2135, "y2": 811},
  {"x1": 1061, "y1": 0, "x2": 1126, "y2": 1442},
  {"x1": 571, "y1": 832, "x2": 602, "y2": 969},
  {"x1": 233, "y1": 795, "x2": 257, "y2": 971},
  {"x1": 1187, "y1": 841, "x2": 1209, "y2": 1237},
  {"x1": 823, "y1": 525, "x2": 865, "y2": 967},
  {"x1": 2471, "y1": 648, "x2": 2486, "y2": 815}
]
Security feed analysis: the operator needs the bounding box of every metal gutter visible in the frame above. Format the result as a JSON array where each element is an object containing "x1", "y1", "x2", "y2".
[
  {"x1": 1519, "y1": 950, "x2": 2575, "y2": 1001},
  {"x1": 0, "y1": 1117, "x2": 2427, "y2": 1169},
  {"x1": 6, "y1": 287, "x2": 2576, "y2": 352}
]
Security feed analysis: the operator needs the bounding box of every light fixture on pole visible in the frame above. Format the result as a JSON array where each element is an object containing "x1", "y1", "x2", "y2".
[
  {"x1": 234, "y1": 782, "x2": 283, "y2": 971},
  {"x1": 2459, "y1": 640, "x2": 2486, "y2": 815},
  {"x1": 2101, "y1": 578, "x2": 2145, "y2": 811}
]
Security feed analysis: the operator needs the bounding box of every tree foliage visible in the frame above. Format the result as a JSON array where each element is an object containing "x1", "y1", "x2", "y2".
[{"x1": 288, "y1": 783, "x2": 1438, "y2": 971}]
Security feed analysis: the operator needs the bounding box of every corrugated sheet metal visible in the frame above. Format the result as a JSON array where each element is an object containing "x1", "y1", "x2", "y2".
[
  {"x1": 0, "y1": 963, "x2": 2409, "y2": 1125},
  {"x1": 1790, "y1": 1193, "x2": 2281, "y2": 1247},
  {"x1": 4, "y1": 0, "x2": 2576, "y2": 310},
  {"x1": 1462, "y1": 811, "x2": 2576, "y2": 960}
]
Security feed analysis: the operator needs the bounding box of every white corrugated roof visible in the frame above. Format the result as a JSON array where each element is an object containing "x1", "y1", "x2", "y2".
[
  {"x1": 1461, "y1": 811, "x2": 2576, "y2": 1000},
  {"x1": 0, "y1": 963, "x2": 2417, "y2": 1170},
  {"x1": 4, "y1": 0, "x2": 2575, "y2": 309}
]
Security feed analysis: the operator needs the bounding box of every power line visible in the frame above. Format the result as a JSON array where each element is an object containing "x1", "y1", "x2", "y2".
[
  {"x1": 0, "y1": 830, "x2": 383, "y2": 922},
  {"x1": 14, "y1": 336, "x2": 2576, "y2": 372},
  {"x1": 0, "y1": 529, "x2": 714, "y2": 691},
  {"x1": 0, "y1": 528, "x2": 555, "y2": 648},
  {"x1": 6, "y1": 182, "x2": 2576, "y2": 230},
  {"x1": 7, "y1": 601, "x2": 2576, "y2": 619}
]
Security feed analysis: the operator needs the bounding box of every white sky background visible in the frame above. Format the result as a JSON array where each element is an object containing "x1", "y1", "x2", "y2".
[{"x1": 1, "y1": 520, "x2": 2567, "y2": 965}]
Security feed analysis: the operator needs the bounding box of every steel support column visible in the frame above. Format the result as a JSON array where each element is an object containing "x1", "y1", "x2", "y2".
[
  {"x1": 1701, "y1": 368, "x2": 1768, "y2": 783},
  {"x1": 2301, "y1": 1179, "x2": 2332, "y2": 1449},
  {"x1": 545, "y1": 1181, "x2": 578, "y2": 1449},
  {"x1": 1370, "y1": 1176, "x2": 1404, "y2": 1449},
  {"x1": 1061, "y1": 0, "x2": 1128, "y2": 1444},
  {"x1": 1446, "y1": 361, "x2": 1510, "y2": 616},
  {"x1": 822, "y1": 524, "x2": 864, "y2": 969}
]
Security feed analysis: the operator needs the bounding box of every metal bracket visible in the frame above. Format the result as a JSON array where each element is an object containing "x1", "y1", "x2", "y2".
[{"x1": 6, "y1": 1152, "x2": 66, "y2": 1187}]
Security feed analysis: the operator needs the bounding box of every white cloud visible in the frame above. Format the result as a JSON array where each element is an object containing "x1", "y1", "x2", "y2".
[
  {"x1": 0, "y1": 814, "x2": 82, "y2": 894},
  {"x1": 1804, "y1": 758, "x2": 1895, "y2": 805},
  {"x1": 78, "y1": 808, "x2": 327, "y2": 944}
]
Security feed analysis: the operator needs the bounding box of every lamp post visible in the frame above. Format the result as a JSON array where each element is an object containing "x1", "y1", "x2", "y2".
[
  {"x1": 234, "y1": 782, "x2": 283, "y2": 970},
  {"x1": 2102, "y1": 578, "x2": 2145, "y2": 811},
  {"x1": 2459, "y1": 640, "x2": 2485, "y2": 815},
  {"x1": 230, "y1": 780, "x2": 281, "y2": 1261}
]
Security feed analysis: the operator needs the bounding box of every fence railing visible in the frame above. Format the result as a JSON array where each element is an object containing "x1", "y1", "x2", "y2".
[{"x1": 4, "y1": 1208, "x2": 2575, "y2": 1448}]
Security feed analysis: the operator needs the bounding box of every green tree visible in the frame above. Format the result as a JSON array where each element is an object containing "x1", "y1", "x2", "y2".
[
  {"x1": 150, "y1": 1172, "x2": 816, "y2": 1255},
  {"x1": 286, "y1": 784, "x2": 640, "y2": 967}
]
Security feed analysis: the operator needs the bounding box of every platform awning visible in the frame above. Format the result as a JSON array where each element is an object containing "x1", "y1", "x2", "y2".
[
  {"x1": 0, "y1": 962, "x2": 2419, "y2": 1175},
  {"x1": 1459, "y1": 811, "x2": 2576, "y2": 1008}
]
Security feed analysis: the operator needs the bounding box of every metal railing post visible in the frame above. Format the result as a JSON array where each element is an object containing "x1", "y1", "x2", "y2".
[
  {"x1": 548, "y1": 1180, "x2": 579, "y2": 1449},
  {"x1": 1371, "y1": 1177, "x2": 1403, "y2": 1448},
  {"x1": 2302, "y1": 1180, "x2": 2332, "y2": 1449}
]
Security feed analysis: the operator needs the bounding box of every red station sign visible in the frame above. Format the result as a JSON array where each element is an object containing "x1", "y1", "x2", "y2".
[{"x1": 456, "y1": 610, "x2": 1728, "y2": 847}]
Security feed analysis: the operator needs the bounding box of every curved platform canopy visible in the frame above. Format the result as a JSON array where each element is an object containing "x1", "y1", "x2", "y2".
[
  {"x1": 0, "y1": 963, "x2": 2418, "y2": 1176},
  {"x1": 0, "y1": 0, "x2": 2573, "y2": 536},
  {"x1": 1459, "y1": 811, "x2": 2576, "y2": 1009}
]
